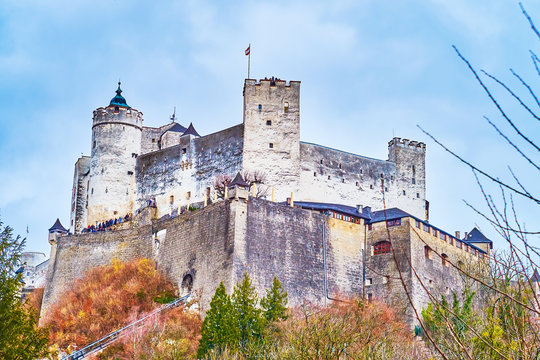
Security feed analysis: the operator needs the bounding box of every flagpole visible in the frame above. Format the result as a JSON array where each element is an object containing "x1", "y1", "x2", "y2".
[{"x1": 247, "y1": 43, "x2": 251, "y2": 79}]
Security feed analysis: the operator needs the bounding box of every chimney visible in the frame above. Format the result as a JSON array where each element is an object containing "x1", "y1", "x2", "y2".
[
  {"x1": 362, "y1": 206, "x2": 372, "y2": 218},
  {"x1": 455, "y1": 231, "x2": 461, "y2": 239},
  {"x1": 356, "y1": 205, "x2": 363, "y2": 213},
  {"x1": 465, "y1": 232, "x2": 469, "y2": 239}
]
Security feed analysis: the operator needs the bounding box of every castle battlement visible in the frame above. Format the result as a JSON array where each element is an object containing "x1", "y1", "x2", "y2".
[
  {"x1": 245, "y1": 78, "x2": 301, "y2": 88},
  {"x1": 388, "y1": 137, "x2": 426, "y2": 150}
]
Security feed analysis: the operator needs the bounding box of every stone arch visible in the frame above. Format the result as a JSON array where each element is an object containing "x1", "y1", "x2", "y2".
[{"x1": 181, "y1": 273, "x2": 193, "y2": 295}]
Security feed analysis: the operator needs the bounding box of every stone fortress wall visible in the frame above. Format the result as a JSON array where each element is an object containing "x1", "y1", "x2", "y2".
[{"x1": 69, "y1": 78, "x2": 427, "y2": 234}]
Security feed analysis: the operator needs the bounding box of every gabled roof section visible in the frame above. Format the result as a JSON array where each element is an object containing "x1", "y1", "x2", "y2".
[
  {"x1": 182, "y1": 122, "x2": 201, "y2": 137},
  {"x1": 166, "y1": 122, "x2": 187, "y2": 133},
  {"x1": 48, "y1": 218, "x2": 67, "y2": 233},
  {"x1": 464, "y1": 227, "x2": 493, "y2": 247},
  {"x1": 228, "y1": 172, "x2": 250, "y2": 188},
  {"x1": 532, "y1": 269, "x2": 540, "y2": 283},
  {"x1": 293, "y1": 201, "x2": 371, "y2": 220},
  {"x1": 368, "y1": 208, "x2": 413, "y2": 224}
]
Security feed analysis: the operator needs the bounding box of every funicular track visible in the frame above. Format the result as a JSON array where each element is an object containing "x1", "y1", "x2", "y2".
[{"x1": 62, "y1": 293, "x2": 191, "y2": 360}]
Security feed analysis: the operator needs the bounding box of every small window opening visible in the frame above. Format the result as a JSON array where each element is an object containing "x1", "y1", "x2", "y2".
[
  {"x1": 115, "y1": 106, "x2": 119, "y2": 112},
  {"x1": 181, "y1": 274, "x2": 193, "y2": 294},
  {"x1": 320, "y1": 159, "x2": 323, "y2": 164},
  {"x1": 424, "y1": 246, "x2": 433, "y2": 260},
  {"x1": 339, "y1": 163, "x2": 342, "y2": 169},
  {"x1": 341, "y1": 179, "x2": 345, "y2": 183},
  {"x1": 258, "y1": 104, "x2": 262, "y2": 111},
  {"x1": 328, "y1": 175, "x2": 331, "y2": 180},
  {"x1": 186, "y1": 191, "x2": 191, "y2": 199},
  {"x1": 429, "y1": 279, "x2": 433, "y2": 288},
  {"x1": 412, "y1": 165, "x2": 416, "y2": 173},
  {"x1": 442, "y1": 254, "x2": 449, "y2": 267},
  {"x1": 402, "y1": 190, "x2": 406, "y2": 195},
  {"x1": 170, "y1": 195, "x2": 174, "y2": 204},
  {"x1": 366, "y1": 278, "x2": 373, "y2": 286},
  {"x1": 284, "y1": 102, "x2": 289, "y2": 113},
  {"x1": 314, "y1": 172, "x2": 317, "y2": 177},
  {"x1": 91, "y1": 188, "x2": 94, "y2": 195},
  {"x1": 356, "y1": 181, "x2": 359, "y2": 186},
  {"x1": 152, "y1": 138, "x2": 156, "y2": 143},
  {"x1": 266, "y1": 120, "x2": 272, "y2": 126},
  {"x1": 384, "y1": 187, "x2": 388, "y2": 192},
  {"x1": 367, "y1": 293, "x2": 373, "y2": 301},
  {"x1": 93, "y1": 141, "x2": 96, "y2": 148},
  {"x1": 182, "y1": 148, "x2": 187, "y2": 154},
  {"x1": 412, "y1": 178, "x2": 416, "y2": 184},
  {"x1": 113, "y1": 211, "x2": 118, "y2": 215},
  {"x1": 380, "y1": 173, "x2": 384, "y2": 178},
  {"x1": 416, "y1": 193, "x2": 420, "y2": 198},
  {"x1": 360, "y1": 169, "x2": 363, "y2": 174},
  {"x1": 269, "y1": 143, "x2": 274, "y2": 148},
  {"x1": 127, "y1": 171, "x2": 133, "y2": 175},
  {"x1": 132, "y1": 153, "x2": 138, "y2": 158},
  {"x1": 105, "y1": 187, "x2": 108, "y2": 193},
  {"x1": 370, "y1": 184, "x2": 374, "y2": 190}
]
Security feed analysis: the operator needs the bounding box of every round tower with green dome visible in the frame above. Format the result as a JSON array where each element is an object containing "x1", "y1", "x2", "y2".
[{"x1": 86, "y1": 82, "x2": 143, "y2": 226}]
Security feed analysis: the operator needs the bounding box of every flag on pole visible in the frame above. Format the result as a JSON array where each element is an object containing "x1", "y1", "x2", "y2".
[
  {"x1": 245, "y1": 45, "x2": 250, "y2": 56},
  {"x1": 26, "y1": 225, "x2": 29, "y2": 234}
]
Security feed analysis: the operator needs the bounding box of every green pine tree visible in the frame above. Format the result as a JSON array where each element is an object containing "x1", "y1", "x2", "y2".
[
  {"x1": 261, "y1": 277, "x2": 288, "y2": 322},
  {"x1": 197, "y1": 282, "x2": 239, "y2": 358},
  {"x1": 231, "y1": 273, "x2": 264, "y2": 348},
  {"x1": 0, "y1": 219, "x2": 50, "y2": 360}
]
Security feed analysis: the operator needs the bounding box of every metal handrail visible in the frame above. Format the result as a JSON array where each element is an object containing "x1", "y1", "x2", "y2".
[{"x1": 62, "y1": 293, "x2": 191, "y2": 360}]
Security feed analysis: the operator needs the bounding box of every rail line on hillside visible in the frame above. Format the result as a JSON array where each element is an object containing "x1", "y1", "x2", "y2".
[{"x1": 62, "y1": 293, "x2": 191, "y2": 360}]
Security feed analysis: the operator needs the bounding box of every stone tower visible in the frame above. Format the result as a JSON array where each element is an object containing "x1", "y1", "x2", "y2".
[
  {"x1": 242, "y1": 78, "x2": 301, "y2": 201},
  {"x1": 86, "y1": 83, "x2": 143, "y2": 226},
  {"x1": 387, "y1": 137, "x2": 427, "y2": 220}
]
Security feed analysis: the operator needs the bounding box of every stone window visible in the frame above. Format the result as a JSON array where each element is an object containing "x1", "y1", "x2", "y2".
[
  {"x1": 115, "y1": 106, "x2": 119, "y2": 112},
  {"x1": 373, "y1": 241, "x2": 391, "y2": 255},
  {"x1": 433, "y1": 229, "x2": 438, "y2": 237},
  {"x1": 266, "y1": 120, "x2": 272, "y2": 126},
  {"x1": 370, "y1": 184, "x2": 373, "y2": 190},
  {"x1": 402, "y1": 190, "x2": 406, "y2": 195},
  {"x1": 127, "y1": 171, "x2": 133, "y2": 175},
  {"x1": 384, "y1": 187, "x2": 388, "y2": 192},
  {"x1": 448, "y1": 237, "x2": 454, "y2": 246},
  {"x1": 269, "y1": 143, "x2": 273, "y2": 148},
  {"x1": 132, "y1": 153, "x2": 138, "y2": 158},
  {"x1": 456, "y1": 241, "x2": 462, "y2": 249},
  {"x1": 284, "y1": 102, "x2": 289, "y2": 113},
  {"x1": 442, "y1": 254, "x2": 450, "y2": 267},
  {"x1": 380, "y1": 173, "x2": 384, "y2": 178},
  {"x1": 182, "y1": 148, "x2": 187, "y2": 154},
  {"x1": 328, "y1": 175, "x2": 331, "y2": 180},
  {"x1": 412, "y1": 165, "x2": 416, "y2": 173},
  {"x1": 339, "y1": 163, "x2": 342, "y2": 169},
  {"x1": 314, "y1": 172, "x2": 317, "y2": 177},
  {"x1": 391, "y1": 175, "x2": 394, "y2": 180},
  {"x1": 368, "y1": 223, "x2": 372, "y2": 230},
  {"x1": 170, "y1": 195, "x2": 174, "y2": 204},
  {"x1": 424, "y1": 246, "x2": 433, "y2": 260},
  {"x1": 366, "y1": 278, "x2": 372, "y2": 286},
  {"x1": 258, "y1": 104, "x2": 262, "y2": 111},
  {"x1": 412, "y1": 178, "x2": 416, "y2": 184},
  {"x1": 356, "y1": 181, "x2": 359, "y2": 186},
  {"x1": 429, "y1": 279, "x2": 433, "y2": 288},
  {"x1": 320, "y1": 159, "x2": 323, "y2": 164},
  {"x1": 91, "y1": 188, "x2": 94, "y2": 195},
  {"x1": 416, "y1": 220, "x2": 421, "y2": 228},
  {"x1": 341, "y1": 179, "x2": 345, "y2": 183},
  {"x1": 360, "y1": 169, "x2": 363, "y2": 174},
  {"x1": 186, "y1": 191, "x2": 191, "y2": 200},
  {"x1": 93, "y1": 141, "x2": 96, "y2": 148},
  {"x1": 386, "y1": 218, "x2": 401, "y2": 227},
  {"x1": 152, "y1": 138, "x2": 156, "y2": 143},
  {"x1": 416, "y1": 192, "x2": 420, "y2": 198}
]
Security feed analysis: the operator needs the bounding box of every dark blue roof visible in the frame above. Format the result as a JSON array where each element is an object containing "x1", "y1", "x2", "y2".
[
  {"x1": 228, "y1": 172, "x2": 250, "y2": 188},
  {"x1": 532, "y1": 269, "x2": 540, "y2": 283},
  {"x1": 166, "y1": 123, "x2": 187, "y2": 133},
  {"x1": 464, "y1": 227, "x2": 492, "y2": 245},
  {"x1": 369, "y1": 208, "x2": 412, "y2": 223},
  {"x1": 109, "y1": 82, "x2": 130, "y2": 108},
  {"x1": 49, "y1": 218, "x2": 67, "y2": 232},
  {"x1": 293, "y1": 201, "x2": 371, "y2": 220},
  {"x1": 183, "y1": 122, "x2": 200, "y2": 137},
  {"x1": 293, "y1": 202, "x2": 488, "y2": 254}
]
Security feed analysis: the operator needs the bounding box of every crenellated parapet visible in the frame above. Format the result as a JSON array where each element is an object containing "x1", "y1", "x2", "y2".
[
  {"x1": 92, "y1": 106, "x2": 144, "y2": 130},
  {"x1": 388, "y1": 137, "x2": 426, "y2": 151}
]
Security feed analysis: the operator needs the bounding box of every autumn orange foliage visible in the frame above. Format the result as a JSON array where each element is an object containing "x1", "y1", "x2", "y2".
[
  {"x1": 25, "y1": 287, "x2": 44, "y2": 314},
  {"x1": 44, "y1": 258, "x2": 181, "y2": 353}
]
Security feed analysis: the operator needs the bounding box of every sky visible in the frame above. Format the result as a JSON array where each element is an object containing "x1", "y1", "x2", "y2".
[{"x1": 0, "y1": 0, "x2": 539, "y2": 256}]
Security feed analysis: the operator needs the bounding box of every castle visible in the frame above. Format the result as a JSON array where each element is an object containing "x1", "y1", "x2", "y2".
[
  {"x1": 69, "y1": 79, "x2": 427, "y2": 234},
  {"x1": 41, "y1": 78, "x2": 494, "y2": 325}
]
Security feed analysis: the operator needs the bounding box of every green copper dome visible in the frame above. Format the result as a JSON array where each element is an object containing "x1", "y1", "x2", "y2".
[{"x1": 109, "y1": 81, "x2": 130, "y2": 108}]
